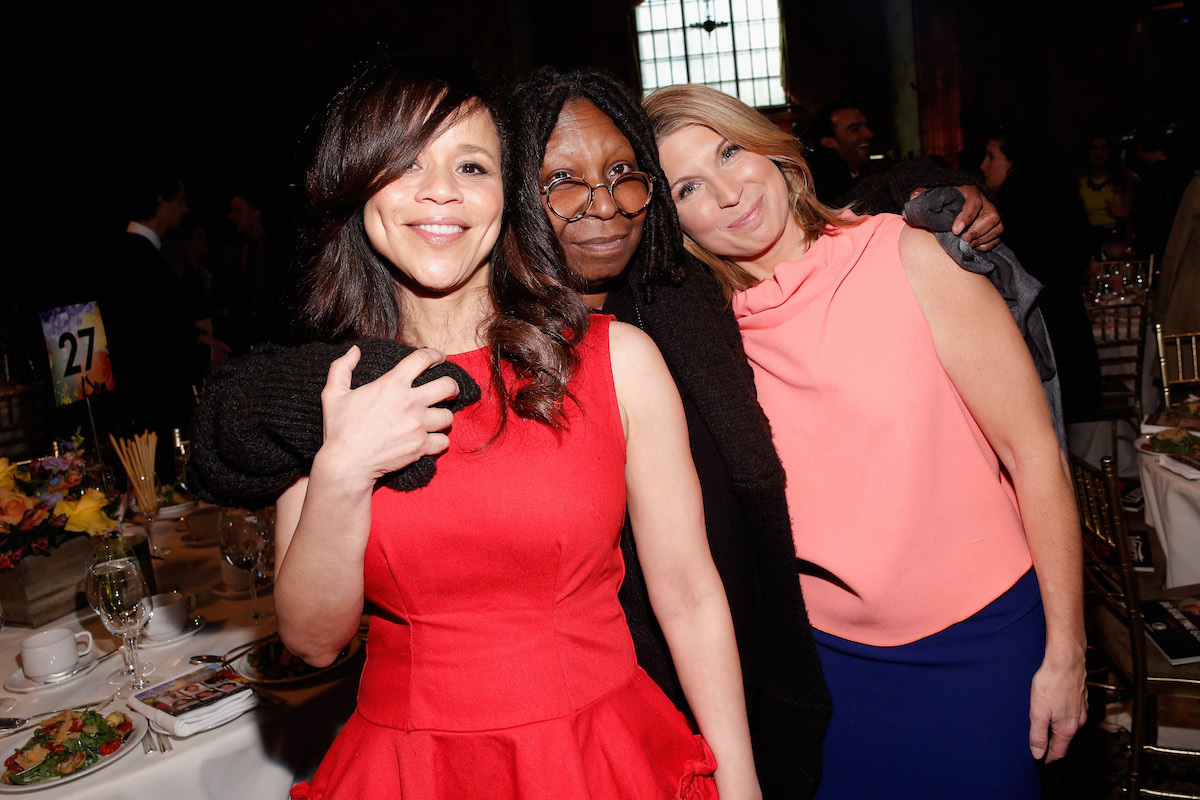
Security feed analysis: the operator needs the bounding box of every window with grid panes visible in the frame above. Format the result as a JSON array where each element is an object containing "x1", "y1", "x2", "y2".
[{"x1": 634, "y1": 0, "x2": 785, "y2": 108}]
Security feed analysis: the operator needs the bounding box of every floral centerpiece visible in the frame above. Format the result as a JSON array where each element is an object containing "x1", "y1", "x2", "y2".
[{"x1": 0, "y1": 436, "x2": 118, "y2": 573}]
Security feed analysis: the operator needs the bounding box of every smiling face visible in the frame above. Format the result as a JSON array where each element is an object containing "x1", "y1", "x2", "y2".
[
  {"x1": 363, "y1": 106, "x2": 503, "y2": 298},
  {"x1": 658, "y1": 124, "x2": 802, "y2": 281},
  {"x1": 823, "y1": 107, "x2": 873, "y2": 173},
  {"x1": 540, "y1": 99, "x2": 646, "y2": 305}
]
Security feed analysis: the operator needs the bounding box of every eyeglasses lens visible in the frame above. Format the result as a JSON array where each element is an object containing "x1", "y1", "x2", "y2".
[{"x1": 547, "y1": 174, "x2": 651, "y2": 220}]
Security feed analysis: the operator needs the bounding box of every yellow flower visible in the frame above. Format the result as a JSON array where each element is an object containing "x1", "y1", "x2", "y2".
[
  {"x1": 0, "y1": 458, "x2": 16, "y2": 491},
  {"x1": 53, "y1": 489, "x2": 118, "y2": 536}
]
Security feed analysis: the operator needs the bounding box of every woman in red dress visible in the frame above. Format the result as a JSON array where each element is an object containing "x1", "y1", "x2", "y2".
[{"x1": 277, "y1": 59, "x2": 759, "y2": 800}]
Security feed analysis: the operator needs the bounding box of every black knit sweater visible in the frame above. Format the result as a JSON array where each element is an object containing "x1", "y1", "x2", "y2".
[{"x1": 186, "y1": 339, "x2": 481, "y2": 508}]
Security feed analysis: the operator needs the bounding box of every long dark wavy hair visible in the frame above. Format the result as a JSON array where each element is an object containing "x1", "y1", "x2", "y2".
[
  {"x1": 505, "y1": 67, "x2": 695, "y2": 302},
  {"x1": 296, "y1": 56, "x2": 589, "y2": 429}
]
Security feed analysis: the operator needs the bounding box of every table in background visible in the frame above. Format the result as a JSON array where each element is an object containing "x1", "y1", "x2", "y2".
[
  {"x1": 1136, "y1": 452, "x2": 1200, "y2": 589},
  {"x1": 0, "y1": 517, "x2": 360, "y2": 800}
]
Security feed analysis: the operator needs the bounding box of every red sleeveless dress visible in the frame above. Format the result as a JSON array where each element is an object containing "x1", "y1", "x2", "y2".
[{"x1": 292, "y1": 316, "x2": 717, "y2": 800}]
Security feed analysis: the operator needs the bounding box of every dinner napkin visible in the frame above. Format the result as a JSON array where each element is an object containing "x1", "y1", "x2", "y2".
[
  {"x1": 126, "y1": 664, "x2": 259, "y2": 737},
  {"x1": 1157, "y1": 455, "x2": 1200, "y2": 481}
]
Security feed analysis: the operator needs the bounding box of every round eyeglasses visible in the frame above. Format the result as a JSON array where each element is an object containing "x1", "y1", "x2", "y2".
[{"x1": 540, "y1": 171, "x2": 656, "y2": 222}]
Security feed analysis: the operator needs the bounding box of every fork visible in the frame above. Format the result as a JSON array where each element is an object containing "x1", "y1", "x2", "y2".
[{"x1": 155, "y1": 731, "x2": 173, "y2": 752}]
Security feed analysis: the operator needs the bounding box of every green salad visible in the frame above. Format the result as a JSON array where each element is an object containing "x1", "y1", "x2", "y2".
[{"x1": 1, "y1": 710, "x2": 133, "y2": 785}]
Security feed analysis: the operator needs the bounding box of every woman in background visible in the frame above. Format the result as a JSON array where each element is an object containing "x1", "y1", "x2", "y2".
[{"x1": 647, "y1": 84, "x2": 1086, "y2": 799}]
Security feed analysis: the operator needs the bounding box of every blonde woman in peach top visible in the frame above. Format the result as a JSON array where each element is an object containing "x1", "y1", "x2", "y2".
[{"x1": 645, "y1": 85, "x2": 1086, "y2": 799}]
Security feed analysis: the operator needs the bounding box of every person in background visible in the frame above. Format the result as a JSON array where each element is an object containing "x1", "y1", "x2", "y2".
[
  {"x1": 648, "y1": 84, "x2": 1086, "y2": 799},
  {"x1": 981, "y1": 125, "x2": 1101, "y2": 424},
  {"x1": 802, "y1": 102, "x2": 876, "y2": 206},
  {"x1": 1077, "y1": 132, "x2": 1133, "y2": 259},
  {"x1": 1130, "y1": 125, "x2": 1190, "y2": 264},
  {"x1": 99, "y1": 167, "x2": 208, "y2": 471},
  {"x1": 215, "y1": 187, "x2": 290, "y2": 351},
  {"x1": 264, "y1": 57, "x2": 759, "y2": 800}
]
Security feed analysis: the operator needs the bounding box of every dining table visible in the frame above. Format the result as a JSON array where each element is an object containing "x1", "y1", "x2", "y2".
[
  {"x1": 1135, "y1": 450, "x2": 1200, "y2": 590},
  {"x1": 0, "y1": 510, "x2": 361, "y2": 799}
]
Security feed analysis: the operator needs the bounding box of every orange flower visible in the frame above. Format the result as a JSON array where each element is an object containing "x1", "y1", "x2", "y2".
[{"x1": 0, "y1": 488, "x2": 38, "y2": 527}]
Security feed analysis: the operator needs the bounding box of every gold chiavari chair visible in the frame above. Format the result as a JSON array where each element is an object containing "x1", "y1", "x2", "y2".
[
  {"x1": 1155, "y1": 324, "x2": 1200, "y2": 409},
  {"x1": 1070, "y1": 454, "x2": 1200, "y2": 797},
  {"x1": 1082, "y1": 257, "x2": 1156, "y2": 461}
]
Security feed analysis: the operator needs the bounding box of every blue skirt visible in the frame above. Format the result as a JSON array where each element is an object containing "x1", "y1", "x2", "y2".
[{"x1": 813, "y1": 569, "x2": 1045, "y2": 799}]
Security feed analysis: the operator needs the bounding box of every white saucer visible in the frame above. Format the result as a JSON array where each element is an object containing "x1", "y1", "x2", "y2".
[
  {"x1": 140, "y1": 616, "x2": 206, "y2": 649},
  {"x1": 211, "y1": 580, "x2": 250, "y2": 599},
  {"x1": 4, "y1": 651, "x2": 101, "y2": 693},
  {"x1": 156, "y1": 501, "x2": 196, "y2": 519}
]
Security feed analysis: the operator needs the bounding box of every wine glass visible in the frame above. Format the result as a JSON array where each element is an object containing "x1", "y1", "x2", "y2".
[
  {"x1": 85, "y1": 556, "x2": 155, "y2": 695},
  {"x1": 220, "y1": 510, "x2": 274, "y2": 624}
]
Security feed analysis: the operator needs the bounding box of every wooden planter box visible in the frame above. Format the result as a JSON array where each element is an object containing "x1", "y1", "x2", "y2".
[{"x1": 0, "y1": 535, "x2": 92, "y2": 627}]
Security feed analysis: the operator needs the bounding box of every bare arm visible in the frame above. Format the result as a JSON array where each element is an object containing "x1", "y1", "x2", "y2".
[
  {"x1": 900, "y1": 226, "x2": 1086, "y2": 762},
  {"x1": 274, "y1": 345, "x2": 458, "y2": 666},
  {"x1": 609, "y1": 322, "x2": 761, "y2": 800}
]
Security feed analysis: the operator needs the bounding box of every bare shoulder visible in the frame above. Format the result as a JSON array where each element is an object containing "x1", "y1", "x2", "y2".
[
  {"x1": 898, "y1": 224, "x2": 1002, "y2": 314},
  {"x1": 607, "y1": 320, "x2": 666, "y2": 376}
]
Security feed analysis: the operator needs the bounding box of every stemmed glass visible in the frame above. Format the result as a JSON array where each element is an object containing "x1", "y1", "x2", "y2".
[
  {"x1": 85, "y1": 557, "x2": 155, "y2": 696},
  {"x1": 219, "y1": 509, "x2": 274, "y2": 624}
]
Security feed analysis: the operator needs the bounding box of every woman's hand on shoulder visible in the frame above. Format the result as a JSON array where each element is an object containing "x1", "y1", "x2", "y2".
[{"x1": 317, "y1": 345, "x2": 460, "y2": 488}]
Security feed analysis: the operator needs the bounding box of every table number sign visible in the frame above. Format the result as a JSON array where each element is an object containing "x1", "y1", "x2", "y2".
[{"x1": 38, "y1": 301, "x2": 115, "y2": 407}]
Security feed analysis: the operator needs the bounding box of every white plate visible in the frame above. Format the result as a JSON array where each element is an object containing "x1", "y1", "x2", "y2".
[
  {"x1": 1136, "y1": 432, "x2": 1199, "y2": 456},
  {"x1": 0, "y1": 703, "x2": 147, "y2": 792},
  {"x1": 155, "y1": 502, "x2": 195, "y2": 519},
  {"x1": 139, "y1": 616, "x2": 206, "y2": 649},
  {"x1": 232, "y1": 636, "x2": 362, "y2": 685},
  {"x1": 3, "y1": 652, "x2": 102, "y2": 694}
]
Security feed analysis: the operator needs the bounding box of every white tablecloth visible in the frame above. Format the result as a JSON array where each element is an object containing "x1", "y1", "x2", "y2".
[
  {"x1": 1136, "y1": 452, "x2": 1200, "y2": 588},
  {"x1": 0, "y1": 518, "x2": 359, "y2": 799}
]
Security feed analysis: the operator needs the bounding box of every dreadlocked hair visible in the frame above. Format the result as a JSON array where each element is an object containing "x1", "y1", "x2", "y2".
[{"x1": 505, "y1": 67, "x2": 697, "y2": 303}]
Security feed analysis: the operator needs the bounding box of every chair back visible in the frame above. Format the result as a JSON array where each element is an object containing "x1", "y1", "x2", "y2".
[
  {"x1": 1069, "y1": 454, "x2": 1147, "y2": 686},
  {"x1": 1084, "y1": 257, "x2": 1156, "y2": 423},
  {"x1": 1156, "y1": 324, "x2": 1200, "y2": 408},
  {"x1": 1087, "y1": 256, "x2": 1156, "y2": 303}
]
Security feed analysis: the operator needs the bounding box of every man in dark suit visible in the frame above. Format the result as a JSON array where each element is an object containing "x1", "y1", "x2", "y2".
[{"x1": 98, "y1": 168, "x2": 206, "y2": 473}]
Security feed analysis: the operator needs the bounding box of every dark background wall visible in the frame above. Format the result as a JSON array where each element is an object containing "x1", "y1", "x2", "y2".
[{"x1": 15, "y1": 0, "x2": 1199, "y2": 301}]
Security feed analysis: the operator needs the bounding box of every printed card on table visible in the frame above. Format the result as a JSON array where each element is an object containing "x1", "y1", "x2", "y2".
[
  {"x1": 132, "y1": 664, "x2": 255, "y2": 718},
  {"x1": 38, "y1": 301, "x2": 114, "y2": 407}
]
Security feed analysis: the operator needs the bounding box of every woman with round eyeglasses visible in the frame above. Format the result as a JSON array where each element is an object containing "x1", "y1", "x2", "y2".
[
  {"x1": 250, "y1": 58, "x2": 760, "y2": 800},
  {"x1": 507, "y1": 67, "x2": 1007, "y2": 800},
  {"x1": 646, "y1": 83, "x2": 1086, "y2": 799}
]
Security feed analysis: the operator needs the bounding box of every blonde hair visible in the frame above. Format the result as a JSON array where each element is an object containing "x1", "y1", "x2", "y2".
[{"x1": 644, "y1": 84, "x2": 856, "y2": 295}]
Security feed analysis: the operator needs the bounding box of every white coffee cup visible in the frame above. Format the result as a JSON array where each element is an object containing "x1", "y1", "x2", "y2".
[
  {"x1": 187, "y1": 506, "x2": 222, "y2": 540},
  {"x1": 219, "y1": 559, "x2": 250, "y2": 591},
  {"x1": 21, "y1": 628, "x2": 94, "y2": 680},
  {"x1": 144, "y1": 592, "x2": 197, "y2": 640}
]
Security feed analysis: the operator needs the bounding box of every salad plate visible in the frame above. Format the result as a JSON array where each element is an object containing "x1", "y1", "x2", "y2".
[
  {"x1": 139, "y1": 616, "x2": 206, "y2": 649},
  {"x1": 4, "y1": 652, "x2": 101, "y2": 694},
  {"x1": 1136, "y1": 431, "x2": 1200, "y2": 457},
  {"x1": 232, "y1": 636, "x2": 362, "y2": 685},
  {"x1": 0, "y1": 703, "x2": 146, "y2": 792}
]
